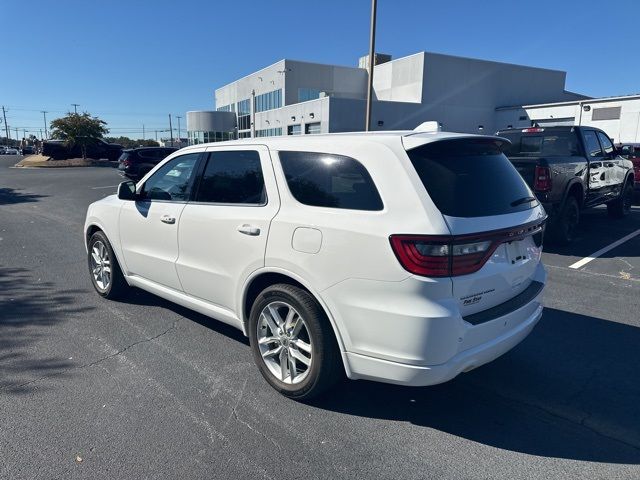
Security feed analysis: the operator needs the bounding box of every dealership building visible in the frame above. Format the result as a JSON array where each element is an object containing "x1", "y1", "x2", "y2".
[{"x1": 188, "y1": 51, "x2": 640, "y2": 143}]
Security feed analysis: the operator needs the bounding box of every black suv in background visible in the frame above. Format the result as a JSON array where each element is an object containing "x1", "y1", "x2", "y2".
[
  {"x1": 118, "y1": 147, "x2": 178, "y2": 181},
  {"x1": 498, "y1": 126, "x2": 635, "y2": 244}
]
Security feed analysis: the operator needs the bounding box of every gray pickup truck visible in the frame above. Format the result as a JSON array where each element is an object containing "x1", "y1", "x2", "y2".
[{"x1": 497, "y1": 126, "x2": 635, "y2": 244}]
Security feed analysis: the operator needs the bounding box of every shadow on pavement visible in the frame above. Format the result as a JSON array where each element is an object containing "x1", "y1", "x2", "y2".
[
  {"x1": 544, "y1": 208, "x2": 640, "y2": 258},
  {"x1": 0, "y1": 187, "x2": 47, "y2": 205},
  {"x1": 116, "y1": 287, "x2": 249, "y2": 346},
  {"x1": 311, "y1": 307, "x2": 640, "y2": 464},
  {"x1": 0, "y1": 266, "x2": 93, "y2": 394}
]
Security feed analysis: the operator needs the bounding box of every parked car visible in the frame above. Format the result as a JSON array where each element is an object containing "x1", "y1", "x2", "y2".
[
  {"x1": 497, "y1": 126, "x2": 635, "y2": 244},
  {"x1": 85, "y1": 130, "x2": 547, "y2": 399},
  {"x1": 20, "y1": 146, "x2": 35, "y2": 155},
  {"x1": 118, "y1": 147, "x2": 178, "y2": 181},
  {"x1": 2, "y1": 146, "x2": 20, "y2": 155},
  {"x1": 618, "y1": 144, "x2": 640, "y2": 197},
  {"x1": 42, "y1": 137, "x2": 123, "y2": 161}
]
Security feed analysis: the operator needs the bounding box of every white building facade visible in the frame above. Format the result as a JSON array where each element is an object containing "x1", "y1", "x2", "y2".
[
  {"x1": 206, "y1": 51, "x2": 588, "y2": 140},
  {"x1": 496, "y1": 94, "x2": 640, "y2": 144}
]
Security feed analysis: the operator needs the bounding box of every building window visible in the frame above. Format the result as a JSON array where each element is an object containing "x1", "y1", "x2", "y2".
[
  {"x1": 217, "y1": 105, "x2": 231, "y2": 112},
  {"x1": 298, "y1": 88, "x2": 321, "y2": 103},
  {"x1": 188, "y1": 130, "x2": 234, "y2": 145},
  {"x1": 237, "y1": 98, "x2": 251, "y2": 131},
  {"x1": 591, "y1": 106, "x2": 621, "y2": 121},
  {"x1": 239, "y1": 131, "x2": 251, "y2": 139},
  {"x1": 255, "y1": 128, "x2": 282, "y2": 137},
  {"x1": 305, "y1": 122, "x2": 321, "y2": 135},
  {"x1": 287, "y1": 124, "x2": 301, "y2": 135},
  {"x1": 254, "y1": 89, "x2": 282, "y2": 113}
]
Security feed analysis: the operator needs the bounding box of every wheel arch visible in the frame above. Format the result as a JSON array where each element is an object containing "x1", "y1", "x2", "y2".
[
  {"x1": 563, "y1": 179, "x2": 585, "y2": 208},
  {"x1": 240, "y1": 268, "x2": 352, "y2": 377},
  {"x1": 85, "y1": 222, "x2": 128, "y2": 279}
]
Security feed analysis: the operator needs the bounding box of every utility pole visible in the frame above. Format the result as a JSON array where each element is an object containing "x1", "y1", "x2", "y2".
[
  {"x1": 176, "y1": 116, "x2": 182, "y2": 145},
  {"x1": 71, "y1": 103, "x2": 80, "y2": 114},
  {"x1": 1, "y1": 106, "x2": 9, "y2": 146},
  {"x1": 41, "y1": 110, "x2": 48, "y2": 138},
  {"x1": 15, "y1": 128, "x2": 19, "y2": 141},
  {"x1": 169, "y1": 114, "x2": 174, "y2": 147},
  {"x1": 155, "y1": 130, "x2": 158, "y2": 142},
  {"x1": 365, "y1": 0, "x2": 377, "y2": 132},
  {"x1": 142, "y1": 124, "x2": 145, "y2": 140}
]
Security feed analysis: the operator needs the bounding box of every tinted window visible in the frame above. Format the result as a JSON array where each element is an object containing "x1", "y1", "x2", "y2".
[
  {"x1": 195, "y1": 150, "x2": 265, "y2": 204},
  {"x1": 279, "y1": 151, "x2": 383, "y2": 211},
  {"x1": 501, "y1": 131, "x2": 579, "y2": 156},
  {"x1": 596, "y1": 131, "x2": 614, "y2": 156},
  {"x1": 406, "y1": 139, "x2": 537, "y2": 217},
  {"x1": 141, "y1": 153, "x2": 199, "y2": 201},
  {"x1": 583, "y1": 131, "x2": 604, "y2": 158}
]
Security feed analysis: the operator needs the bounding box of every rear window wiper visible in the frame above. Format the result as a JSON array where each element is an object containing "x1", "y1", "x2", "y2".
[{"x1": 510, "y1": 196, "x2": 536, "y2": 207}]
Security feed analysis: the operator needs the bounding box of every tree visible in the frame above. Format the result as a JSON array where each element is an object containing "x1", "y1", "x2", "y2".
[{"x1": 50, "y1": 112, "x2": 108, "y2": 159}]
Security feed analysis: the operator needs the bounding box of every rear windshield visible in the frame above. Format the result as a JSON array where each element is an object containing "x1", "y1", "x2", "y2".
[
  {"x1": 117, "y1": 152, "x2": 131, "y2": 162},
  {"x1": 406, "y1": 138, "x2": 537, "y2": 218},
  {"x1": 501, "y1": 130, "x2": 580, "y2": 156}
]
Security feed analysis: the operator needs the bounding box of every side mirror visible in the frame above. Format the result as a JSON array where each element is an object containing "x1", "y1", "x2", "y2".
[{"x1": 117, "y1": 181, "x2": 137, "y2": 200}]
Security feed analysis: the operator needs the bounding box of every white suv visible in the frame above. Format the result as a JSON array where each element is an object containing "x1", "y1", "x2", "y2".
[{"x1": 84, "y1": 131, "x2": 547, "y2": 399}]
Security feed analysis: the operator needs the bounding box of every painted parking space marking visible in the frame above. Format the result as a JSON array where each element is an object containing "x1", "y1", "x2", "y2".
[
  {"x1": 90, "y1": 185, "x2": 119, "y2": 190},
  {"x1": 569, "y1": 229, "x2": 640, "y2": 269}
]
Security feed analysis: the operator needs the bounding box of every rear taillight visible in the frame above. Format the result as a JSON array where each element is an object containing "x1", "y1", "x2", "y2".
[
  {"x1": 390, "y1": 221, "x2": 545, "y2": 278},
  {"x1": 522, "y1": 127, "x2": 544, "y2": 133},
  {"x1": 534, "y1": 165, "x2": 552, "y2": 192},
  {"x1": 122, "y1": 159, "x2": 132, "y2": 167}
]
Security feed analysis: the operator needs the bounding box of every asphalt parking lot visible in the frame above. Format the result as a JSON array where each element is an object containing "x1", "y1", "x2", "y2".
[{"x1": 1, "y1": 155, "x2": 639, "y2": 479}]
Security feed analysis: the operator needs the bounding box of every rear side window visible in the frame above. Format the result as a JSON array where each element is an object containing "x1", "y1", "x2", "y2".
[
  {"x1": 596, "y1": 132, "x2": 614, "y2": 156},
  {"x1": 195, "y1": 150, "x2": 265, "y2": 204},
  {"x1": 502, "y1": 131, "x2": 579, "y2": 156},
  {"x1": 278, "y1": 151, "x2": 383, "y2": 211},
  {"x1": 406, "y1": 139, "x2": 537, "y2": 217},
  {"x1": 117, "y1": 152, "x2": 130, "y2": 162},
  {"x1": 583, "y1": 131, "x2": 604, "y2": 158}
]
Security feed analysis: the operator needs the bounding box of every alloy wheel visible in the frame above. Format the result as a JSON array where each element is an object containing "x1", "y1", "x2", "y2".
[
  {"x1": 256, "y1": 301, "x2": 312, "y2": 384},
  {"x1": 90, "y1": 240, "x2": 111, "y2": 291}
]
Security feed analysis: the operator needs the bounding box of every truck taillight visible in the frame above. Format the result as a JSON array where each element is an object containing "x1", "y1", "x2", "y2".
[
  {"x1": 389, "y1": 221, "x2": 546, "y2": 278},
  {"x1": 534, "y1": 166, "x2": 552, "y2": 192}
]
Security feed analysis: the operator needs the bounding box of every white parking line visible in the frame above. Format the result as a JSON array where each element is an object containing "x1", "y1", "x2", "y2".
[
  {"x1": 569, "y1": 229, "x2": 640, "y2": 269},
  {"x1": 90, "y1": 185, "x2": 119, "y2": 190}
]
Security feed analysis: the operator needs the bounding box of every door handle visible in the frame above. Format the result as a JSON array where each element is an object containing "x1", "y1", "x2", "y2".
[
  {"x1": 160, "y1": 214, "x2": 176, "y2": 224},
  {"x1": 237, "y1": 224, "x2": 260, "y2": 236}
]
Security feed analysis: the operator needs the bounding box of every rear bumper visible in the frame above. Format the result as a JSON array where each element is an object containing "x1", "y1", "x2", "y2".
[{"x1": 346, "y1": 301, "x2": 543, "y2": 386}]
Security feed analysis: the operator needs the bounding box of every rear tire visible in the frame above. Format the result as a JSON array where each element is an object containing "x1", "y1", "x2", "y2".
[
  {"x1": 248, "y1": 284, "x2": 342, "y2": 401},
  {"x1": 607, "y1": 181, "x2": 633, "y2": 219},
  {"x1": 550, "y1": 195, "x2": 579, "y2": 245},
  {"x1": 88, "y1": 231, "x2": 128, "y2": 299}
]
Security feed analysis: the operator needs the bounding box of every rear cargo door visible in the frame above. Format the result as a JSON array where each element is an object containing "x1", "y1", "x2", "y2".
[{"x1": 404, "y1": 137, "x2": 546, "y2": 318}]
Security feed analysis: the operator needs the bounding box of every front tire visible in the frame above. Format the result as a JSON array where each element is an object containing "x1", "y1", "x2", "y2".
[
  {"x1": 88, "y1": 231, "x2": 128, "y2": 299},
  {"x1": 248, "y1": 284, "x2": 342, "y2": 400},
  {"x1": 607, "y1": 181, "x2": 633, "y2": 218}
]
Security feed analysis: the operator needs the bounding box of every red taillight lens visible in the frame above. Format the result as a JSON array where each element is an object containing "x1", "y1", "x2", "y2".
[
  {"x1": 534, "y1": 165, "x2": 552, "y2": 192},
  {"x1": 390, "y1": 236, "x2": 495, "y2": 277},
  {"x1": 389, "y1": 221, "x2": 545, "y2": 278}
]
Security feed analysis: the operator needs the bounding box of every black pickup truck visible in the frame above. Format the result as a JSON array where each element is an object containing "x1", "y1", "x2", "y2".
[
  {"x1": 497, "y1": 126, "x2": 635, "y2": 244},
  {"x1": 42, "y1": 137, "x2": 123, "y2": 161}
]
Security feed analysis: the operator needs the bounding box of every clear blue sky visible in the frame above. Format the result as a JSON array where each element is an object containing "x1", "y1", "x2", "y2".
[{"x1": 1, "y1": 0, "x2": 638, "y2": 139}]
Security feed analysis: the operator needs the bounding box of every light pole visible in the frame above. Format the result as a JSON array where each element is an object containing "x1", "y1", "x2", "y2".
[
  {"x1": 176, "y1": 116, "x2": 182, "y2": 145},
  {"x1": 41, "y1": 110, "x2": 48, "y2": 138},
  {"x1": 71, "y1": 104, "x2": 80, "y2": 114},
  {"x1": 169, "y1": 114, "x2": 174, "y2": 147},
  {"x1": 365, "y1": 0, "x2": 377, "y2": 132}
]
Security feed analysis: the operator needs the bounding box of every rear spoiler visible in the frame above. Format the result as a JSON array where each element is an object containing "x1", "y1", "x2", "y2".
[{"x1": 402, "y1": 133, "x2": 512, "y2": 152}]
